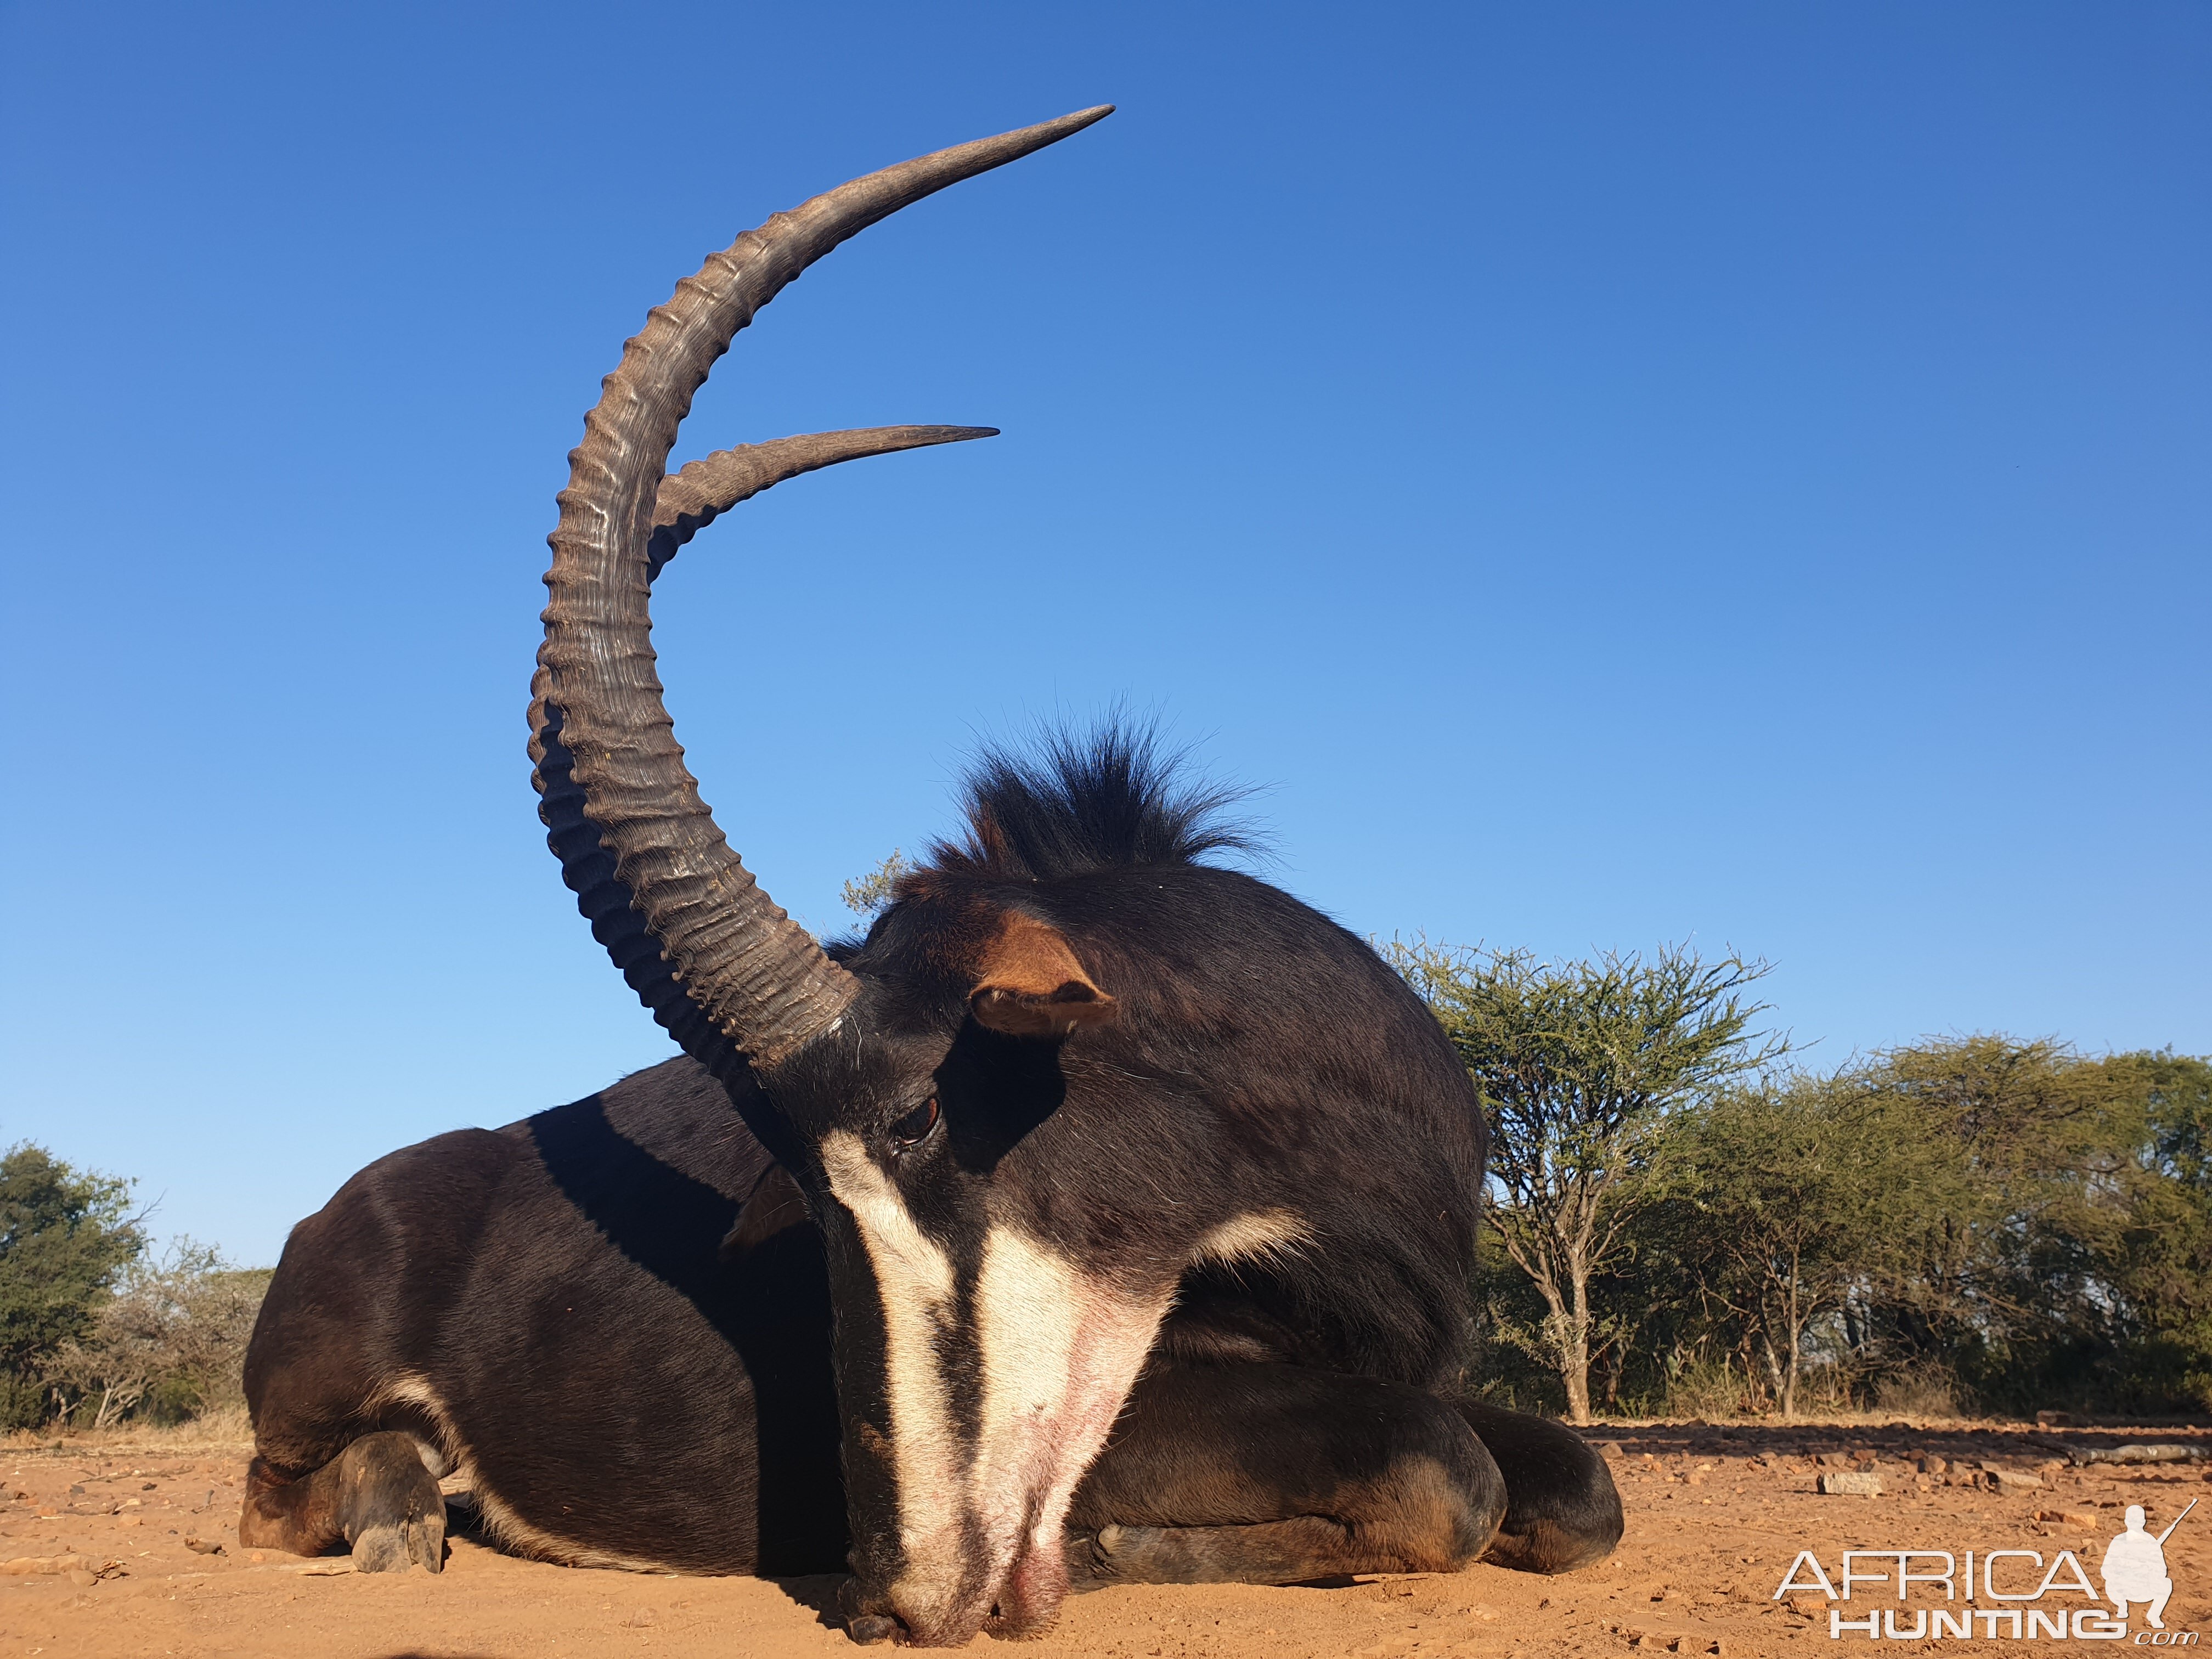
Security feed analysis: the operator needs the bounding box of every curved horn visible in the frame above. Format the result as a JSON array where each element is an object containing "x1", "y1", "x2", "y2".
[
  {"x1": 533, "y1": 107, "x2": 1111, "y2": 1075},
  {"x1": 647, "y1": 425, "x2": 997, "y2": 583}
]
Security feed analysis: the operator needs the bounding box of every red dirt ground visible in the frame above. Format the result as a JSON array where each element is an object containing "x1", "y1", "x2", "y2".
[{"x1": 5, "y1": 1420, "x2": 2205, "y2": 1658}]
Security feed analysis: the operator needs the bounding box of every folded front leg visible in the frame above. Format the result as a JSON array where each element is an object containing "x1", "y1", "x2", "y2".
[
  {"x1": 1451, "y1": 1401, "x2": 1623, "y2": 1573},
  {"x1": 1065, "y1": 1363, "x2": 1506, "y2": 1587}
]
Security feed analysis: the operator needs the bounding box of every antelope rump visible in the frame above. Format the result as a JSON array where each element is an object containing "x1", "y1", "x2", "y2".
[{"x1": 238, "y1": 107, "x2": 1624, "y2": 1646}]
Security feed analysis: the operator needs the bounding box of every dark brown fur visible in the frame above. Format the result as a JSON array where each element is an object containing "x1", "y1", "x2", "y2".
[{"x1": 244, "y1": 734, "x2": 1622, "y2": 1637}]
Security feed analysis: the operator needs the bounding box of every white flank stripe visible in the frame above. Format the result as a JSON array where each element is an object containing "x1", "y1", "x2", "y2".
[{"x1": 369, "y1": 1373, "x2": 673, "y2": 1573}]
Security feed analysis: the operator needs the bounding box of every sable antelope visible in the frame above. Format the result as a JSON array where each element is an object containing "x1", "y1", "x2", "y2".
[{"x1": 239, "y1": 107, "x2": 1623, "y2": 1646}]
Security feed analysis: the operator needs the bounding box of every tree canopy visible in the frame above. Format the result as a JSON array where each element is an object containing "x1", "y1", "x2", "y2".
[
  {"x1": 1393, "y1": 942, "x2": 1781, "y2": 1423},
  {"x1": 1399, "y1": 944, "x2": 2212, "y2": 1421},
  {"x1": 0, "y1": 1143, "x2": 144, "y2": 1426}
]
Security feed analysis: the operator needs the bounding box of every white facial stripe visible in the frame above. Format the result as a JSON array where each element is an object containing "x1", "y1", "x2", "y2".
[
  {"x1": 974, "y1": 1226, "x2": 1082, "y2": 1489},
  {"x1": 1193, "y1": 1207, "x2": 1312, "y2": 1268},
  {"x1": 819, "y1": 1131, "x2": 955, "y2": 1302},
  {"x1": 817, "y1": 1131, "x2": 964, "y2": 1592},
  {"x1": 972, "y1": 1226, "x2": 1172, "y2": 1594},
  {"x1": 817, "y1": 1136, "x2": 1214, "y2": 1633}
]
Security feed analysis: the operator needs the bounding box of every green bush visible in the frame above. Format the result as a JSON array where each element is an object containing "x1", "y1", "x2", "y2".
[{"x1": 0, "y1": 1144, "x2": 143, "y2": 1427}]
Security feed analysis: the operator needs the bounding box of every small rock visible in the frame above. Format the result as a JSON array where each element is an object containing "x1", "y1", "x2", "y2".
[
  {"x1": 2069, "y1": 1443, "x2": 2208, "y2": 1467},
  {"x1": 1987, "y1": 1467, "x2": 2044, "y2": 1493},
  {"x1": 184, "y1": 1537, "x2": 223, "y2": 1555},
  {"x1": 65, "y1": 1569, "x2": 96, "y2": 1588},
  {"x1": 1819, "y1": 1471, "x2": 1883, "y2": 1497},
  {"x1": 1600, "y1": 1442, "x2": 1624, "y2": 1459}
]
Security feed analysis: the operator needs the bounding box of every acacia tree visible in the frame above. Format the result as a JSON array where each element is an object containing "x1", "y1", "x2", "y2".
[
  {"x1": 1396, "y1": 943, "x2": 1781, "y2": 1424},
  {"x1": 1842, "y1": 1037, "x2": 2188, "y2": 1407},
  {"x1": 1653, "y1": 1072, "x2": 1965, "y2": 1417},
  {"x1": 2113, "y1": 1052, "x2": 2212, "y2": 1406}
]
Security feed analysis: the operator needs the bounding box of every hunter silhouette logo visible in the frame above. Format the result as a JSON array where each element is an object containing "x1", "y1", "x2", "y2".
[
  {"x1": 1771, "y1": 1497, "x2": 2198, "y2": 1642},
  {"x1": 2104, "y1": 1500, "x2": 2192, "y2": 1631}
]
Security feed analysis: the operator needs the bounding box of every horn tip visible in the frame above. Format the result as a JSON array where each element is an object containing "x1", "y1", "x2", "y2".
[{"x1": 1041, "y1": 104, "x2": 1115, "y2": 137}]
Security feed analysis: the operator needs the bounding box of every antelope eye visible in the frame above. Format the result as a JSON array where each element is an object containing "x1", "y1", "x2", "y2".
[{"x1": 889, "y1": 1097, "x2": 940, "y2": 1149}]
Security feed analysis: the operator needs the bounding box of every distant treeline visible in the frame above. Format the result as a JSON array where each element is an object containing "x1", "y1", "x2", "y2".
[
  {"x1": 0, "y1": 1144, "x2": 267, "y2": 1430},
  {"x1": 5, "y1": 945, "x2": 2205, "y2": 1431},
  {"x1": 1399, "y1": 941, "x2": 2212, "y2": 1424}
]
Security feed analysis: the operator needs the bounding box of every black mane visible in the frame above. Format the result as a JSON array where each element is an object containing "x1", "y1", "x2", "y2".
[{"x1": 923, "y1": 724, "x2": 1258, "y2": 883}]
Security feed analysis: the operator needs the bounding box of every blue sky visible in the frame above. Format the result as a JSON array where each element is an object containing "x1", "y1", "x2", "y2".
[{"x1": 3, "y1": 3, "x2": 2205, "y2": 1265}]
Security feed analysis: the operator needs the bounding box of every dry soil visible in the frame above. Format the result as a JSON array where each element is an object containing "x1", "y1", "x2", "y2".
[{"x1": 4, "y1": 1419, "x2": 2206, "y2": 1657}]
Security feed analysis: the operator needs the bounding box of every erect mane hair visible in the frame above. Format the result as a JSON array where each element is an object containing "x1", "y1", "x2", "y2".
[{"x1": 919, "y1": 725, "x2": 1259, "y2": 884}]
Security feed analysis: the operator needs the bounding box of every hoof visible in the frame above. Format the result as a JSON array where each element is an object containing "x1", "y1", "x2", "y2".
[
  {"x1": 352, "y1": 1511, "x2": 444, "y2": 1574},
  {"x1": 1064, "y1": 1532, "x2": 1104, "y2": 1591}
]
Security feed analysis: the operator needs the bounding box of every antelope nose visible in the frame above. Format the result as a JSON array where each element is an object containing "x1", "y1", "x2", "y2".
[
  {"x1": 838, "y1": 1577, "x2": 911, "y2": 1645},
  {"x1": 846, "y1": 1612, "x2": 903, "y2": 1645}
]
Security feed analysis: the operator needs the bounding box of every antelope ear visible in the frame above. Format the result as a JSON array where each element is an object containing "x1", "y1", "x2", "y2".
[
  {"x1": 969, "y1": 912, "x2": 1118, "y2": 1038},
  {"x1": 720, "y1": 1163, "x2": 811, "y2": 1262}
]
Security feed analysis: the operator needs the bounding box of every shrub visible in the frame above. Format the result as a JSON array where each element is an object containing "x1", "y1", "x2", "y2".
[
  {"x1": 44, "y1": 1243, "x2": 269, "y2": 1429},
  {"x1": 0, "y1": 1144, "x2": 143, "y2": 1427}
]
